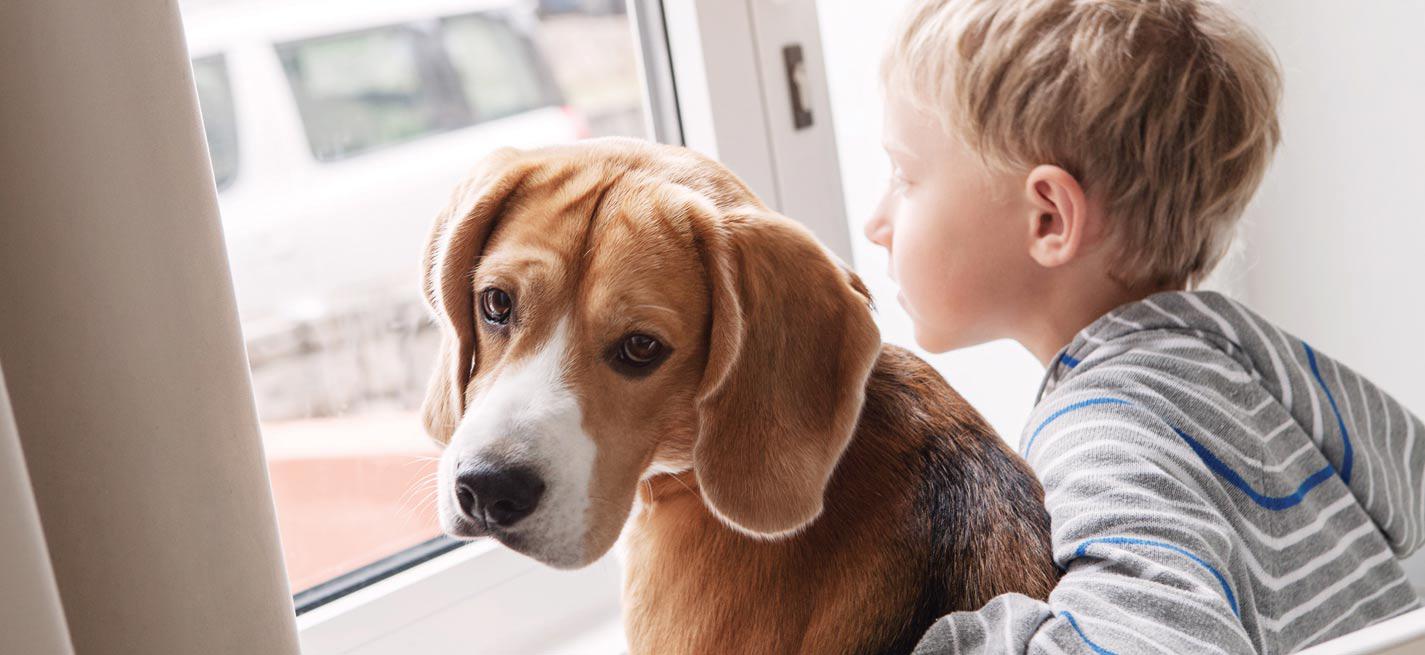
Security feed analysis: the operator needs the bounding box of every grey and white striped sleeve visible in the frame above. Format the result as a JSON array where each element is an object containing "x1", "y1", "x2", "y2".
[
  {"x1": 914, "y1": 399, "x2": 1255, "y2": 654},
  {"x1": 914, "y1": 288, "x2": 1425, "y2": 653}
]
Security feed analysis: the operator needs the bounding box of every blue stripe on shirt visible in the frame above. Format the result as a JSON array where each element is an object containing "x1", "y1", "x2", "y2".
[
  {"x1": 1304, "y1": 340, "x2": 1354, "y2": 484},
  {"x1": 1061, "y1": 611, "x2": 1119, "y2": 655},
  {"x1": 1171, "y1": 425, "x2": 1336, "y2": 511},
  {"x1": 1074, "y1": 536, "x2": 1240, "y2": 617},
  {"x1": 1022, "y1": 397, "x2": 1131, "y2": 457},
  {"x1": 1026, "y1": 394, "x2": 1338, "y2": 511}
]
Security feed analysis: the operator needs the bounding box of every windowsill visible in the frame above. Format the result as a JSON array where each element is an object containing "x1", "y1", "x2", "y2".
[
  {"x1": 1297, "y1": 607, "x2": 1425, "y2": 655},
  {"x1": 298, "y1": 539, "x2": 625, "y2": 654}
]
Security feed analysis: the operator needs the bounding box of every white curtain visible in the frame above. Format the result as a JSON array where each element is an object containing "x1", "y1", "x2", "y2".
[{"x1": 0, "y1": 1, "x2": 300, "y2": 653}]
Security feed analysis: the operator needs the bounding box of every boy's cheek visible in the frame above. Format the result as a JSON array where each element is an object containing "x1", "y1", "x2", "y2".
[
  {"x1": 901, "y1": 288, "x2": 958, "y2": 353},
  {"x1": 896, "y1": 249, "x2": 986, "y2": 352}
]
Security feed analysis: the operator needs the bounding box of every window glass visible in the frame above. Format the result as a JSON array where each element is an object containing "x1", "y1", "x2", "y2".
[
  {"x1": 192, "y1": 55, "x2": 239, "y2": 190},
  {"x1": 180, "y1": 0, "x2": 651, "y2": 600},
  {"x1": 278, "y1": 26, "x2": 457, "y2": 161},
  {"x1": 441, "y1": 13, "x2": 556, "y2": 121}
]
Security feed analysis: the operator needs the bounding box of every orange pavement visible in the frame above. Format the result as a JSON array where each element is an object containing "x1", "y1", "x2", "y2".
[{"x1": 262, "y1": 412, "x2": 444, "y2": 592}]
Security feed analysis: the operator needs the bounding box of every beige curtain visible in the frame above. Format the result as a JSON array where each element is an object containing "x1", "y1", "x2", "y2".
[
  {"x1": 0, "y1": 1, "x2": 300, "y2": 654},
  {"x1": 0, "y1": 364, "x2": 75, "y2": 655}
]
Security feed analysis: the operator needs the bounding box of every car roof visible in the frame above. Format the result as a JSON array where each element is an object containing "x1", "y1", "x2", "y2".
[{"x1": 181, "y1": 0, "x2": 534, "y2": 57}]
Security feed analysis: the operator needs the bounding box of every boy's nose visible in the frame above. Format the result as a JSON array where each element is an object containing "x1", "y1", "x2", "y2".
[{"x1": 864, "y1": 206, "x2": 892, "y2": 248}]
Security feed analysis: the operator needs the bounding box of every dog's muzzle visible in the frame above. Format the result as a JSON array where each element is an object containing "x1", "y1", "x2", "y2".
[{"x1": 452, "y1": 462, "x2": 546, "y2": 531}]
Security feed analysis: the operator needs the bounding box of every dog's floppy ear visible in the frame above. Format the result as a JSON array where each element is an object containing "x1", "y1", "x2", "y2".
[
  {"x1": 420, "y1": 147, "x2": 528, "y2": 444},
  {"x1": 691, "y1": 208, "x2": 881, "y2": 537}
]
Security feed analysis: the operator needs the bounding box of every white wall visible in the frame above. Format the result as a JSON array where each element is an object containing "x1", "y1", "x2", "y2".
[
  {"x1": 1234, "y1": 0, "x2": 1425, "y2": 593},
  {"x1": 818, "y1": 0, "x2": 1425, "y2": 590},
  {"x1": 1234, "y1": 0, "x2": 1425, "y2": 417}
]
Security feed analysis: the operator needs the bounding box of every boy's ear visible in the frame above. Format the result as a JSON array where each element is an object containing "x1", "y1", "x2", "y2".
[{"x1": 1024, "y1": 164, "x2": 1093, "y2": 269}]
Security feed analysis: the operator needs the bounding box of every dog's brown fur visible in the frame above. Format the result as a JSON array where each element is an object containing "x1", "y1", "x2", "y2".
[
  {"x1": 420, "y1": 137, "x2": 1057, "y2": 654},
  {"x1": 624, "y1": 346, "x2": 1056, "y2": 654}
]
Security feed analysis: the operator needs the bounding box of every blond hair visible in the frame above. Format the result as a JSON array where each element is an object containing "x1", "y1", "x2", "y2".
[{"x1": 882, "y1": 0, "x2": 1282, "y2": 288}]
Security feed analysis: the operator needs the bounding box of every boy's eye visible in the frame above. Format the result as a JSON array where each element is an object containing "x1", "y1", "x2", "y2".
[{"x1": 891, "y1": 168, "x2": 911, "y2": 190}]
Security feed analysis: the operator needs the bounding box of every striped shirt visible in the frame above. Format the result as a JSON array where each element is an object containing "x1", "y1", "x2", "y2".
[{"x1": 913, "y1": 291, "x2": 1423, "y2": 654}]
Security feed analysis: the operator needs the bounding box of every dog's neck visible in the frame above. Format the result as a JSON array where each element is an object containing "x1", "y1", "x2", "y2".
[
  {"x1": 632, "y1": 404, "x2": 907, "y2": 538},
  {"x1": 619, "y1": 377, "x2": 935, "y2": 655},
  {"x1": 631, "y1": 365, "x2": 921, "y2": 532},
  {"x1": 619, "y1": 347, "x2": 1058, "y2": 655},
  {"x1": 637, "y1": 468, "x2": 702, "y2": 506}
]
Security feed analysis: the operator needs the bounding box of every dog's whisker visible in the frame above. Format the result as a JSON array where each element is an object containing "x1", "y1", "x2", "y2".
[
  {"x1": 395, "y1": 472, "x2": 442, "y2": 520},
  {"x1": 670, "y1": 475, "x2": 697, "y2": 497},
  {"x1": 397, "y1": 471, "x2": 440, "y2": 502},
  {"x1": 394, "y1": 488, "x2": 440, "y2": 524}
]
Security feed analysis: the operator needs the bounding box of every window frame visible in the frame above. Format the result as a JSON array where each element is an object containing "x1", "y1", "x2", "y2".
[{"x1": 292, "y1": 536, "x2": 465, "y2": 616}]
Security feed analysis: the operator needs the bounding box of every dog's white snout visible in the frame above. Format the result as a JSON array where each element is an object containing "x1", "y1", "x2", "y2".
[{"x1": 436, "y1": 317, "x2": 597, "y2": 566}]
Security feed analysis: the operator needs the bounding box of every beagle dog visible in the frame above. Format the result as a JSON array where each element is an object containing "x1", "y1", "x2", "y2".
[{"x1": 421, "y1": 137, "x2": 1057, "y2": 654}]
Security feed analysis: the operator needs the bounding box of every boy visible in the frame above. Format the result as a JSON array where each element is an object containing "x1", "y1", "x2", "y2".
[{"x1": 864, "y1": 0, "x2": 1425, "y2": 652}]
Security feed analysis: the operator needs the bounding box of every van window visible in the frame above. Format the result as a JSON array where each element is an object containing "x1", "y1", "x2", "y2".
[
  {"x1": 192, "y1": 55, "x2": 240, "y2": 191},
  {"x1": 440, "y1": 13, "x2": 559, "y2": 121},
  {"x1": 278, "y1": 26, "x2": 462, "y2": 161}
]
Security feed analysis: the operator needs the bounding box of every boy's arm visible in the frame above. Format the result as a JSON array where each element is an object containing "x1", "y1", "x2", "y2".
[{"x1": 915, "y1": 402, "x2": 1256, "y2": 654}]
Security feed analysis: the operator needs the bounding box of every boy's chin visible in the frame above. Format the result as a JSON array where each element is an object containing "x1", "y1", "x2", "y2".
[
  {"x1": 911, "y1": 324, "x2": 959, "y2": 354},
  {"x1": 899, "y1": 293, "x2": 989, "y2": 353},
  {"x1": 911, "y1": 321, "x2": 990, "y2": 354}
]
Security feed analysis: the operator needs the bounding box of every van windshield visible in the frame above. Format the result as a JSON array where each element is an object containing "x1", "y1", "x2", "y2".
[
  {"x1": 441, "y1": 13, "x2": 558, "y2": 121},
  {"x1": 192, "y1": 55, "x2": 240, "y2": 190},
  {"x1": 278, "y1": 25, "x2": 462, "y2": 161},
  {"x1": 277, "y1": 14, "x2": 560, "y2": 162}
]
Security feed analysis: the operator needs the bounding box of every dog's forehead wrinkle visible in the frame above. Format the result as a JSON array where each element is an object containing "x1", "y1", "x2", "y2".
[
  {"x1": 569, "y1": 182, "x2": 608, "y2": 290},
  {"x1": 631, "y1": 303, "x2": 679, "y2": 315},
  {"x1": 475, "y1": 248, "x2": 561, "y2": 283}
]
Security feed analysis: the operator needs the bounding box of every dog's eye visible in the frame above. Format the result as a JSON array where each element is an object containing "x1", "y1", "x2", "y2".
[
  {"x1": 480, "y1": 287, "x2": 512, "y2": 325},
  {"x1": 611, "y1": 333, "x2": 666, "y2": 375},
  {"x1": 620, "y1": 334, "x2": 662, "y2": 365}
]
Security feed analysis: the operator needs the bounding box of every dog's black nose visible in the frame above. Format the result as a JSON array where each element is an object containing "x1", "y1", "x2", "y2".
[{"x1": 455, "y1": 465, "x2": 545, "y2": 528}]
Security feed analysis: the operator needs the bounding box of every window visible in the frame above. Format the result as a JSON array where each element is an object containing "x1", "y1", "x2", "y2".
[
  {"x1": 181, "y1": 0, "x2": 654, "y2": 611},
  {"x1": 277, "y1": 25, "x2": 460, "y2": 161},
  {"x1": 192, "y1": 55, "x2": 239, "y2": 190},
  {"x1": 179, "y1": 0, "x2": 862, "y2": 649}
]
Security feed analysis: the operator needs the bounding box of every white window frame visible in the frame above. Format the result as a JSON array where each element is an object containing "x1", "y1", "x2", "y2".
[
  {"x1": 293, "y1": 1, "x2": 851, "y2": 651},
  {"x1": 660, "y1": 0, "x2": 853, "y2": 261},
  {"x1": 297, "y1": 541, "x2": 626, "y2": 654}
]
